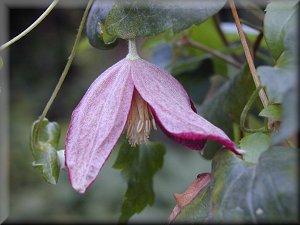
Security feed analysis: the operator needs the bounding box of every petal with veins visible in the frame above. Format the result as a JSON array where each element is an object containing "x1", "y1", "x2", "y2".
[
  {"x1": 65, "y1": 59, "x2": 134, "y2": 193},
  {"x1": 131, "y1": 59, "x2": 239, "y2": 154}
]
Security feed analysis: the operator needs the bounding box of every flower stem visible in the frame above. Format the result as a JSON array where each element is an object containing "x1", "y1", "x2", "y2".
[
  {"x1": 0, "y1": 0, "x2": 60, "y2": 51},
  {"x1": 126, "y1": 39, "x2": 140, "y2": 60},
  {"x1": 37, "y1": 0, "x2": 93, "y2": 126},
  {"x1": 229, "y1": 0, "x2": 268, "y2": 108}
]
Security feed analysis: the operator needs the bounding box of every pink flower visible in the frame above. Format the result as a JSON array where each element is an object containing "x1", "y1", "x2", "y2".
[{"x1": 65, "y1": 41, "x2": 240, "y2": 193}]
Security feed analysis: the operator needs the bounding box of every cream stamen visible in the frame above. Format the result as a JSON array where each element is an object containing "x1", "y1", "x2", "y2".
[{"x1": 125, "y1": 90, "x2": 156, "y2": 146}]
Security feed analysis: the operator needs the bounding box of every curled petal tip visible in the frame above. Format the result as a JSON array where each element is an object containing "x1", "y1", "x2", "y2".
[{"x1": 236, "y1": 148, "x2": 247, "y2": 155}]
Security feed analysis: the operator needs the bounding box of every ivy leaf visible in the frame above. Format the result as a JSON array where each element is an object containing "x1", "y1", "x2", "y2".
[
  {"x1": 258, "y1": 104, "x2": 281, "y2": 121},
  {"x1": 199, "y1": 67, "x2": 255, "y2": 159},
  {"x1": 105, "y1": 0, "x2": 226, "y2": 39},
  {"x1": 113, "y1": 141, "x2": 165, "y2": 223},
  {"x1": 209, "y1": 147, "x2": 298, "y2": 223},
  {"x1": 239, "y1": 133, "x2": 271, "y2": 163},
  {"x1": 169, "y1": 173, "x2": 211, "y2": 223},
  {"x1": 258, "y1": 1, "x2": 298, "y2": 143},
  {"x1": 30, "y1": 118, "x2": 61, "y2": 184},
  {"x1": 86, "y1": 0, "x2": 119, "y2": 50},
  {"x1": 264, "y1": 0, "x2": 298, "y2": 61}
]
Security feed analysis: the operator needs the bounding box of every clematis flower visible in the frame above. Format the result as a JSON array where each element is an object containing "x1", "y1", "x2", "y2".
[{"x1": 65, "y1": 40, "x2": 241, "y2": 193}]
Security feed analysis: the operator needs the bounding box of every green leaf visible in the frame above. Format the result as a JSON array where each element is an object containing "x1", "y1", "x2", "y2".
[
  {"x1": 257, "y1": 65, "x2": 296, "y2": 103},
  {"x1": 174, "y1": 185, "x2": 210, "y2": 223},
  {"x1": 258, "y1": 104, "x2": 281, "y2": 121},
  {"x1": 30, "y1": 118, "x2": 61, "y2": 184},
  {"x1": 264, "y1": 0, "x2": 298, "y2": 61},
  {"x1": 105, "y1": 0, "x2": 226, "y2": 39},
  {"x1": 272, "y1": 88, "x2": 298, "y2": 144},
  {"x1": 258, "y1": 2, "x2": 297, "y2": 104},
  {"x1": 170, "y1": 173, "x2": 211, "y2": 223},
  {"x1": 239, "y1": 133, "x2": 271, "y2": 163},
  {"x1": 86, "y1": 0, "x2": 119, "y2": 50},
  {"x1": 210, "y1": 147, "x2": 298, "y2": 223},
  {"x1": 113, "y1": 141, "x2": 165, "y2": 223},
  {"x1": 199, "y1": 67, "x2": 255, "y2": 159}
]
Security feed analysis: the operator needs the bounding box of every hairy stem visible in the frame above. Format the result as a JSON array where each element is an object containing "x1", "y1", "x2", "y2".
[
  {"x1": 229, "y1": 0, "x2": 268, "y2": 108},
  {"x1": 0, "y1": 0, "x2": 60, "y2": 51},
  {"x1": 38, "y1": 0, "x2": 93, "y2": 126}
]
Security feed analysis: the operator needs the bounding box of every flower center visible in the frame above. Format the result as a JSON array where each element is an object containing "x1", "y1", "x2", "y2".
[{"x1": 126, "y1": 90, "x2": 157, "y2": 147}]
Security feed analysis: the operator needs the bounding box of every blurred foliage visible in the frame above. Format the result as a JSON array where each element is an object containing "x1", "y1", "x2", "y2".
[
  {"x1": 7, "y1": 0, "x2": 298, "y2": 223},
  {"x1": 113, "y1": 140, "x2": 165, "y2": 222},
  {"x1": 172, "y1": 148, "x2": 298, "y2": 223}
]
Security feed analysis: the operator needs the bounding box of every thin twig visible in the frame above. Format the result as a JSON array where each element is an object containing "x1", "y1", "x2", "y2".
[
  {"x1": 38, "y1": 0, "x2": 93, "y2": 125},
  {"x1": 229, "y1": 0, "x2": 268, "y2": 108},
  {"x1": 252, "y1": 31, "x2": 264, "y2": 57},
  {"x1": 213, "y1": 15, "x2": 230, "y2": 46},
  {"x1": 184, "y1": 37, "x2": 242, "y2": 69},
  {"x1": 240, "y1": 19, "x2": 263, "y2": 32},
  {"x1": 213, "y1": 15, "x2": 242, "y2": 63},
  {"x1": 0, "y1": 0, "x2": 60, "y2": 51}
]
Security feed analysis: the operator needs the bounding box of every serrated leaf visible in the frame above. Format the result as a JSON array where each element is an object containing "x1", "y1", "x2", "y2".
[
  {"x1": 210, "y1": 147, "x2": 298, "y2": 223},
  {"x1": 258, "y1": 104, "x2": 281, "y2": 121},
  {"x1": 113, "y1": 141, "x2": 165, "y2": 223},
  {"x1": 264, "y1": 0, "x2": 298, "y2": 61},
  {"x1": 239, "y1": 133, "x2": 271, "y2": 163},
  {"x1": 169, "y1": 173, "x2": 211, "y2": 223},
  {"x1": 86, "y1": 0, "x2": 119, "y2": 50},
  {"x1": 105, "y1": 0, "x2": 226, "y2": 39},
  {"x1": 30, "y1": 118, "x2": 61, "y2": 184},
  {"x1": 199, "y1": 67, "x2": 255, "y2": 159}
]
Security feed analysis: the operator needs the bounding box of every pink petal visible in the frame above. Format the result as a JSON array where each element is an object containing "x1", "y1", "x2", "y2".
[
  {"x1": 131, "y1": 59, "x2": 239, "y2": 154},
  {"x1": 65, "y1": 59, "x2": 134, "y2": 193}
]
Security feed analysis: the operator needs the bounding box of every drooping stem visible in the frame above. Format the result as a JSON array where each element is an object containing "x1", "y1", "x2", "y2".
[
  {"x1": 126, "y1": 39, "x2": 140, "y2": 60},
  {"x1": 229, "y1": 0, "x2": 268, "y2": 108},
  {"x1": 37, "y1": 0, "x2": 93, "y2": 126},
  {"x1": 0, "y1": 0, "x2": 60, "y2": 51}
]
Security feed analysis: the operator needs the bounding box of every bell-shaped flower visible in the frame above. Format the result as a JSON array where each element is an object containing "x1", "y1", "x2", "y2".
[{"x1": 65, "y1": 41, "x2": 241, "y2": 193}]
